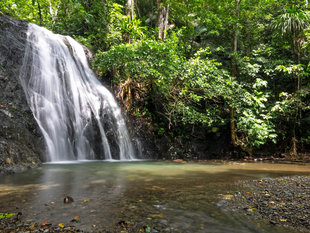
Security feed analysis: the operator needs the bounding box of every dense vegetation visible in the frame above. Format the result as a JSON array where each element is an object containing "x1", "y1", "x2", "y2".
[{"x1": 1, "y1": 0, "x2": 310, "y2": 158}]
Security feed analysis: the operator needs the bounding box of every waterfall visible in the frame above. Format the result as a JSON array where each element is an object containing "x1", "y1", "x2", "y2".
[{"x1": 19, "y1": 23, "x2": 136, "y2": 161}]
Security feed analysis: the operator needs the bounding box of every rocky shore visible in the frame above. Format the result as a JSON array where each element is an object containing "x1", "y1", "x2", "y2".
[
  {"x1": 220, "y1": 175, "x2": 310, "y2": 232},
  {"x1": 0, "y1": 215, "x2": 82, "y2": 233},
  {"x1": 0, "y1": 212, "x2": 157, "y2": 233}
]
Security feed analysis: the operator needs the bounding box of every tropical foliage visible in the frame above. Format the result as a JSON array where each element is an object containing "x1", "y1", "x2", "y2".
[{"x1": 1, "y1": 0, "x2": 310, "y2": 157}]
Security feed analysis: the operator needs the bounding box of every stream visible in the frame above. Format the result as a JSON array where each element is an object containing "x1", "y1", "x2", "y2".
[{"x1": 1, "y1": 161, "x2": 310, "y2": 232}]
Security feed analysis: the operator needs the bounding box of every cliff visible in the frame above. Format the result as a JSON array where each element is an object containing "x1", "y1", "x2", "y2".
[{"x1": 0, "y1": 15, "x2": 43, "y2": 174}]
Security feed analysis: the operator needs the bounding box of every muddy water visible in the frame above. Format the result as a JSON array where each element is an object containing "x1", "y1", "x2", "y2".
[{"x1": 1, "y1": 161, "x2": 310, "y2": 232}]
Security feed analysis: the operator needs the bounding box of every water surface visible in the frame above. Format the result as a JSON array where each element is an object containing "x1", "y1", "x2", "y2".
[{"x1": 1, "y1": 161, "x2": 310, "y2": 232}]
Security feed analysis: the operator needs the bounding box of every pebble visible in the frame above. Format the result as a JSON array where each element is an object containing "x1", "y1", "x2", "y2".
[{"x1": 221, "y1": 175, "x2": 310, "y2": 231}]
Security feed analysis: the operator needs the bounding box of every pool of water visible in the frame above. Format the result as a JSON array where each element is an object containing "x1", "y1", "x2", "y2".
[{"x1": 1, "y1": 160, "x2": 310, "y2": 232}]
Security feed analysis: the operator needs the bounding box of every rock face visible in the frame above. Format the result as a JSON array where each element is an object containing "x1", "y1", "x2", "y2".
[{"x1": 0, "y1": 15, "x2": 43, "y2": 174}]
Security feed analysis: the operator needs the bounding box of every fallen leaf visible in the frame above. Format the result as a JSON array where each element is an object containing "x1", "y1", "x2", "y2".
[
  {"x1": 71, "y1": 215, "x2": 80, "y2": 222},
  {"x1": 243, "y1": 206, "x2": 256, "y2": 212},
  {"x1": 58, "y1": 223, "x2": 65, "y2": 228},
  {"x1": 173, "y1": 159, "x2": 187, "y2": 163},
  {"x1": 145, "y1": 226, "x2": 152, "y2": 233},
  {"x1": 42, "y1": 221, "x2": 49, "y2": 226},
  {"x1": 280, "y1": 219, "x2": 287, "y2": 222},
  {"x1": 151, "y1": 214, "x2": 163, "y2": 218},
  {"x1": 223, "y1": 194, "x2": 233, "y2": 200}
]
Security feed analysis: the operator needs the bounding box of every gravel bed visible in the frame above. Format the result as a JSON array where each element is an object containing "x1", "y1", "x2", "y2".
[
  {"x1": 0, "y1": 216, "x2": 83, "y2": 233},
  {"x1": 0, "y1": 211, "x2": 159, "y2": 233},
  {"x1": 220, "y1": 176, "x2": 310, "y2": 232}
]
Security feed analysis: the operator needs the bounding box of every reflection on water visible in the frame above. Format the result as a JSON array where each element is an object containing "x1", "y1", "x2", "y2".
[{"x1": 1, "y1": 161, "x2": 310, "y2": 232}]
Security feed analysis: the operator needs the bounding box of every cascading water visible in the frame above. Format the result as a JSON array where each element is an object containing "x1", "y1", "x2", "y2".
[{"x1": 19, "y1": 23, "x2": 136, "y2": 161}]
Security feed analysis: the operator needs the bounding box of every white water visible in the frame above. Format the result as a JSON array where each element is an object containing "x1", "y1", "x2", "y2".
[{"x1": 19, "y1": 24, "x2": 136, "y2": 161}]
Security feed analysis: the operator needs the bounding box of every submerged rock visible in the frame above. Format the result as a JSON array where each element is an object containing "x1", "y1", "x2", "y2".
[
  {"x1": 0, "y1": 14, "x2": 44, "y2": 174},
  {"x1": 64, "y1": 196, "x2": 74, "y2": 204}
]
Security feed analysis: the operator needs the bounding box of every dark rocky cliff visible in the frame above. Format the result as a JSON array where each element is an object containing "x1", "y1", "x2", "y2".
[{"x1": 0, "y1": 15, "x2": 43, "y2": 174}]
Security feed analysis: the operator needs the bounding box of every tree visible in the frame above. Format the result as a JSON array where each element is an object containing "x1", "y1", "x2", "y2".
[
  {"x1": 273, "y1": 5, "x2": 310, "y2": 156},
  {"x1": 229, "y1": 0, "x2": 242, "y2": 149},
  {"x1": 157, "y1": 0, "x2": 170, "y2": 40},
  {"x1": 126, "y1": 0, "x2": 134, "y2": 20}
]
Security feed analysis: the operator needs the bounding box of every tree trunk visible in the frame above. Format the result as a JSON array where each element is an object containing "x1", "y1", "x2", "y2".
[
  {"x1": 127, "y1": 0, "x2": 134, "y2": 21},
  {"x1": 134, "y1": 0, "x2": 140, "y2": 18},
  {"x1": 290, "y1": 127, "x2": 298, "y2": 157},
  {"x1": 231, "y1": 0, "x2": 241, "y2": 77},
  {"x1": 49, "y1": 0, "x2": 60, "y2": 25},
  {"x1": 230, "y1": 0, "x2": 242, "y2": 147},
  {"x1": 289, "y1": 32, "x2": 302, "y2": 157},
  {"x1": 230, "y1": 107, "x2": 238, "y2": 147},
  {"x1": 157, "y1": 0, "x2": 169, "y2": 40},
  {"x1": 125, "y1": 0, "x2": 134, "y2": 43},
  {"x1": 37, "y1": 0, "x2": 43, "y2": 25},
  {"x1": 163, "y1": 4, "x2": 169, "y2": 40}
]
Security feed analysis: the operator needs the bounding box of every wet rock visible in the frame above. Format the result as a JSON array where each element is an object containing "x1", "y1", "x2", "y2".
[
  {"x1": 64, "y1": 196, "x2": 74, "y2": 204},
  {"x1": 0, "y1": 15, "x2": 44, "y2": 174}
]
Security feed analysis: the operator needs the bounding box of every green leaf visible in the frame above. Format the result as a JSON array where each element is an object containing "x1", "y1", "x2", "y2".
[{"x1": 0, "y1": 213, "x2": 15, "y2": 219}]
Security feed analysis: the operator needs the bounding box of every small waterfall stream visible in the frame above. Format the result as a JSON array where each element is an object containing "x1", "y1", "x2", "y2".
[{"x1": 19, "y1": 23, "x2": 136, "y2": 161}]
